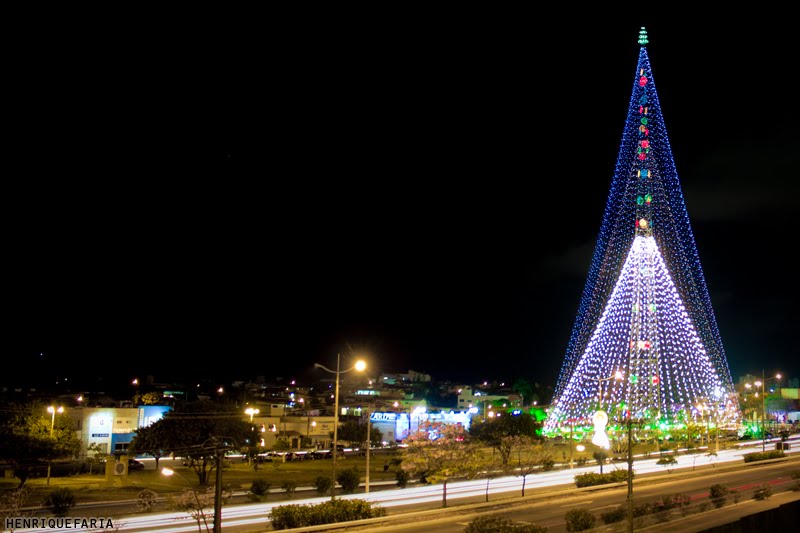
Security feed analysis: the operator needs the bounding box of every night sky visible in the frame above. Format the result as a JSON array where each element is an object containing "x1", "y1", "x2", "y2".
[{"x1": 7, "y1": 15, "x2": 799, "y2": 395}]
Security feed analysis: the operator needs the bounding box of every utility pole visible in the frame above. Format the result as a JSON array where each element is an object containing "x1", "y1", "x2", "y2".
[
  {"x1": 214, "y1": 446, "x2": 223, "y2": 533},
  {"x1": 569, "y1": 423, "x2": 574, "y2": 469},
  {"x1": 207, "y1": 436, "x2": 233, "y2": 533},
  {"x1": 365, "y1": 405, "x2": 371, "y2": 493},
  {"x1": 626, "y1": 416, "x2": 634, "y2": 533},
  {"x1": 761, "y1": 369, "x2": 766, "y2": 453}
]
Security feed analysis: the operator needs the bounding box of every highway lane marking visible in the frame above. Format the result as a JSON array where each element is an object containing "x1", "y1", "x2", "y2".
[
  {"x1": 561, "y1": 500, "x2": 593, "y2": 507},
  {"x1": 591, "y1": 504, "x2": 619, "y2": 511}
]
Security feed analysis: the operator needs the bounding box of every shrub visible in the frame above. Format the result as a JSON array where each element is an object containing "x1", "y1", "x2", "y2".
[
  {"x1": 658, "y1": 494, "x2": 678, "y2": 511},
  {"x1": 564, "y1": 508, "x2": 595, "y2": 532},
  {"x1": 281, "y1": 480, "x2": 297, "y2": 498},
  {"x1": 600, "y1": 505, "x2": 625, "y2": 524},
  {"x1": 136, "y1": 489, "x2": 159, "y2": 512},
  {"x1": 698, "y1": 502, "x2": 710, "y2": 513},
  {"x1": 541, "y1": 458, "x2": 555, "y2": 471},
  {"x1": 708, "y1": 484, "x2": 729, "y2": 508},
  {"x1": 632, "y1": 502, "x2": 652, "y2": 517},
  {"x1": 753, "y1": 483, "x2": 773, "y2": 500},
  {"x1": 43, "y1": 488, "x2": 76, "y2": 517},
  {"x1": 269, "y1": 499, "x2": 385, "y2": 530},
  {"x1": 576, "y1": 457, "x2": 587, "y2": 466},
  {"x1": 395, "y1": 469, "x2": 410, "y2": 488},
  {"x1": 592, "y1": 451, "x2": 608, "y2": 467},
  {"x1": 656, "y1": 455, "x2": 677, "y2": 471},
  {"x1": 743, "y1": 450, "x2": 785, "y2": 463},
  {"x1": 313, "y1": 476, "x2": 333, "y2": 496},
  {"x1": 465, "y1": 515, "x2": 547, "y2": 532},
  {"x1": 673, "y1": 493, "x2": 691, "y2": 516},
  {"x1": 249, "y1": 479, "x2": 271, "y2": 501},
  {"x1": 337, "y1": 467, "x2": 361, "y2": 494},
  {"x1": 731, "y1": 488, "x2": 741, "y2": 503},
  {"x1": 269, "y1": 504, "x2": 306, "y2": 529},
  {"x1": 574, "y1": 469, "x2": 631, "y2": 488}
]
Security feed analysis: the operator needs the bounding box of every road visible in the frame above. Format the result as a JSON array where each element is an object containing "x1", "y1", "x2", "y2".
[
  {"x1": 16, "y1": 438, "x2": 800, "y2": 532},
  {"x1": 360, "y1": 459, "x2": 800, "y2": 532}
]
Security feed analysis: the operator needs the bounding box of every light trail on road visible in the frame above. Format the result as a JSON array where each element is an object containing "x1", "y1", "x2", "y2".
[{"x1": 17, "y1": 438, "x2": 798, "y2": 532}]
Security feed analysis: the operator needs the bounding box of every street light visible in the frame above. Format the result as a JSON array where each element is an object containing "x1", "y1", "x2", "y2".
[
  {"x1": 365, "y1": 404, "x2": 372, "y2": 493},
  {"x1": 46, "y1": 406, "x2": 64, "y2": 486},
  {"x1": 162, "y1": 467, "x2": 210, "y2": 531},
  {"x1": 314, "y1": 354, "x2": 366, "y2": 500},
  {"x1": 245, "y1": 408, "x2": 259, "y2": 423},
  {"x1": 752, "y1": 371, "x2": 781, "y2": 452},
  {"x1": 596, "y1": 370, "x2": 624, "y2": 406}
]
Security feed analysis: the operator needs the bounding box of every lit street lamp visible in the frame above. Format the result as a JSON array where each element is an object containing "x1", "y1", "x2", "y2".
[
  {"x1": 364, "y1": 404, "x2": 372, "y2": 493},
  {"x1": 749, "y1": 371, "x2": 781, "y2": 452},
  {"x1": 46, "y1": 405, "x2": 64, "y2": 486},
  {"x1": 596, "y1": 370, "x2": 624, "y2": 405},
  {"x1": 245, "y1": 408, "x2": 259, "y2": 423},
  {"x1": 314, "y1": 354, "x2": 366, "y2": 500}
]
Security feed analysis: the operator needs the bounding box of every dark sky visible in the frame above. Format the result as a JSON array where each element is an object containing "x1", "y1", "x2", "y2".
[{"x1": 7, "y1": 15, "x2": 799, "y2": 394}]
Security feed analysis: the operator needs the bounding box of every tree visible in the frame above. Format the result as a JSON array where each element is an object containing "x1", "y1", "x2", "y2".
[
  {"x1": 0, "y1": 487, "x2": 32, "y2": 526},
  {"x1": 128, "y1": 423, "x2": 170, "y2": 470},
  {"x1": 512, "y1": 378, "x2": 536, "y2": 406},
  {"x1": 43, "y1": 487, "x2": 76, "y2": 517},
  {"x1": 469, "y1": 413, "x2": 541, "y2": 466},
  {"x1": 475, "y1": 452, "x2": 504, "y2": 503},
  {"x1": 401, "y1": 422, "x2": 481, "y2": 508},
  {"x1": 508, "y1": 436, "x2": 552, "y2": 497},
  {"x1": 336, "y1": 467, "x2": 361, "y2": 494},
  {"x1": 129, "y1": 400, "x2": 254, "y2": 485},
  {"x1": 133, "y1": 392, "x2": 164, "y2": 405},
  {"x1": 170, "y1": 488, "x2": 213, "y2": 533},
  {"x1": 86, "y1": 442, "x2": 105, "y2": 475},
  {"x1": 336, "y1": 420, "x2": 382, "y2": 448},
  {"x1": 593, "y1": 450, "x2": 608, "y2": 474},
  {"x1": 0, "y1": 402, "x2": 81, "y2": 487}
]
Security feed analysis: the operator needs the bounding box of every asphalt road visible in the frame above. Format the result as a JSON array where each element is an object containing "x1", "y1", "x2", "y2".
[
  {"x1": 17, "y1": 442, "x2": 800, "y2": 532},
  {"x1": 355, "y1": 459, "x2": 800, "y2": 533}
]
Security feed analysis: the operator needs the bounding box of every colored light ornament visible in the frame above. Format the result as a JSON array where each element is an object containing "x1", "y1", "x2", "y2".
[
  {"x1": 545, "y1": 34, "x2": 738, "y2": 435},
  {"x1": 639, "y1": 76, "x2": 648, "y2": 86},
  {"x1": 591, "y1": 410, "x2": 611, "y2": 449},
  {"x1": 638, "y1": 27, "x2": 649, "y2": 46},
  {"x1": 641, "y1": 140, "x2": 650, "y2": 149},
  {"x1": 639, "y1": 218, "x2": 648, "y2": 228},
  {"x1": 637, "y1": 196, "x2": 644, "y2": 205}
]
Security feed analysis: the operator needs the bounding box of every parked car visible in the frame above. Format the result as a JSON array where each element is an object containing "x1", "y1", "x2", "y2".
[{"x1": 128, "y1": 459, "x2": 145, "y2": 471}]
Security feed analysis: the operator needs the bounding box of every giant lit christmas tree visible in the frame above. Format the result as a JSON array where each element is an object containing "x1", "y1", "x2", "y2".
[{"x1": 545, "y1": 29, "x2": 740, "y2": 436}]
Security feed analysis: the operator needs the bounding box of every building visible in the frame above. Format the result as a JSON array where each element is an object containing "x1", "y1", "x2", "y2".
[{"x1": 66, "y1": 405, "x2": 172, "y2": 458}]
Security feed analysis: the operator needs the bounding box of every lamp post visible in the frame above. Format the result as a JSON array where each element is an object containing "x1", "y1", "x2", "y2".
[
  {"x1": 596, "y1": 370, "x2": 624, "y2": 407},
  {"x1": 46, "y1": 405, "x2": 64, "y2": 486},
  {"x1": 314, "y1": 354, "x2": 366, "y2": 501},
  {"x1": 245, "y1": 408, "x2": 259, "y2": 423},
  {"x1": 754, "y1": 371, "x2": 781, "y2": 452},
  {"x1": 365, "y1": 404, "x2": 371, "y2": 493}
]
